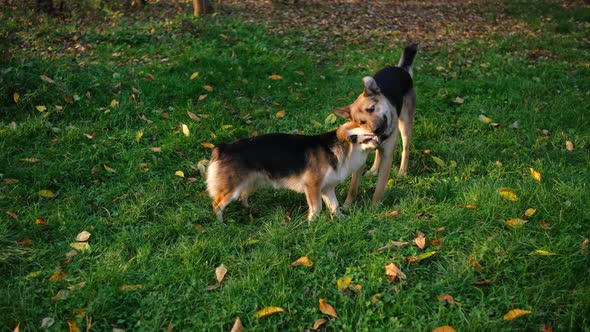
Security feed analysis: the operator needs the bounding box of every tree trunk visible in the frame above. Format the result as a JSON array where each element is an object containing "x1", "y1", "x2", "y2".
[
  {"x1": 36, "y1": 0, "x2": 55, "y2": 14},
  {"x1": 193, "y1": 0, "x2": 211, "y2": 16}
]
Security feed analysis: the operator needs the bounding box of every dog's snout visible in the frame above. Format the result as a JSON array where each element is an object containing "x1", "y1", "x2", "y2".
[{"x1": 374, "y1": 123, "x2": 387, "y2": 135}]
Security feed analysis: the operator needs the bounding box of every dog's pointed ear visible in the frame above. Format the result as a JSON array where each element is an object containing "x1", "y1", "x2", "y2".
[
  {"x1": 332, "y1": 106, "x2": 352, "y2": 120},
  {"x1": 363, "y1": 76, "x2": 381, "y2": 96}
]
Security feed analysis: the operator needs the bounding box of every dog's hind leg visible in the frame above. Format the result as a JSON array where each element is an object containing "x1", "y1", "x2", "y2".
[
  {"x1": 398, "y1": 90, "x2": 416, "y2": 176},
  {"x1": 304, "y1": 183, "x2": 322, "y2": 221},
  {"x1": 212, "y1": 187, "x2": 242, "y2": 223}
]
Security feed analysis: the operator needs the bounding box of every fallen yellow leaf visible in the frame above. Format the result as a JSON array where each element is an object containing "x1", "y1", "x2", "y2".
[
  {"x1": 201, "y1": 142, "x2": 215, "y2": 149},
  {"x1": 291, "y1": 256, "x2": 313, "y2": 267},
  {"x1": 417, "y1": 251, "x2": 438, "y2": 261},
  {"x1": 175, "y1": 170, "x2": 185, "y2": 178},
  {"x1": 479, "y1": 114, "x2": 493, "y2": 123},
  {"x1": 319, "y1": 298, "x2": 338, "y2": 318},
  {"x1": 38, "y1": 189, "x2": 56, "y2": 198},
  {"x1": 135, "y1": 130, "x2": 143, "y2": 143},
  {"x1": 20, "y1": 157, "x2": 40, "y2": 163},
  {"x1": 204, "y1": 85, "x2": 214, "y2": 92},
  {"x1": 110, "y1": 99, "x2": 119, "y2": 108},
  {"x1": 431, "y1": 156, "x2": 446, "y2": 167},
  {"x1": 498, "y1": 187, "x2": 518, "y2": 201},
  {"x1": 503, "y1": 308, "x2": 532, "y2": 320},
  {"x1": 336, "y1": 276, "x2": 352, "y2": 291},
  {"x1": 582, "y1": 239, "x2": 589, "y2": 255},
  {"x1": 119, "y1": 284, "x2": 143, "y2": 291},
  {"x1": 190, "y1": 72, "x2": 199, "y2": 80},
  {"x1": 276, "y1": 110, "x2": 286, "y2": 118},
  {"x1": 505, "y1": 218, "x2": 527, "y2": 228},
  {"x1": 253, "y1": 306, "x2": 285, "y2": 318},
  {"x1": 104, "y1": 164, "x2": 116, "y2": 173},
  {"x1": 529, "y1": 250, "x2": 556, "y2": 256},
  {"x1": 269, "y1": 74, "x2": 283, "y2": 80},
  {"x1": 524, "y1": 208, "x2": 537, "y2": 217},
  {"x1": 530, "y1": 167, "x2": 542, "y2": 182},
  {"x1": 13, "y1": 92, "x2": 20, "y2": 103},
  {"x1": 69, "y1": 242, "x2": 90, "y2": 251},
  {"x1": 565, "y1": 140, "x2": 574, "y2": 151},
  {"x1": 437, "y1": 294, "x2": 456, "y2": 305}
]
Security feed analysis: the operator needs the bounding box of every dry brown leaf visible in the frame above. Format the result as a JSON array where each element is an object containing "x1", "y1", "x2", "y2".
[
  {"x1": 391, "y1": 240, "x2": 409, "y2": 247},
  {"x1": 17, "y1": 237, "x2": 33, "y2": 246},
  {"x1": 230, "y1": 317, "x2": 243, "y2": 332},
  {"x1": 403, "y1": 256, "x2": 420, "y2": 263},
  {"x1": 433, "y1": 326, "x2": 456, "y2": 332},
  {"x1": 539, "y1": 220, "x2": 553, "y2": 229},
  {"x1": 291, "y1": 256, "x2": 314, "y2": 267},
  {"x1": 67, "y1": 320, "x2": 81, "y2": 332},
  {"x1": 459, "y1": 204, "x2": 477, "y2": 209},
  {"x1": 313, "y1": 318, "x2": 328, "y2": 329},
  {"x1": 530, "y1": 168, "x2": 542, "y2": 182},
  {"x1": 385, "y1": 262, "x2": 406, "y2": 282},
  {"x1": 582, "y1": 239, "x2": 589, "y2": 255},
  {"x1": 472, "y1": 279, "x2": 492, "y2": 287},
  {"x1": 76, "y1": 231, "x2": 91, "y2": 242},
  {"x1": 503, "y1": 309, "x2": 532, "y2": 320},
  {"x1": 40, "y1": 75, "x2": 55, "y2": 84},
  {"x1": 371, "y1": 293, "x2": 383, "y2": 304},
  {"x1": 201, "y1": 142, "x2": 215, "y2": 149},
  {"x1": 565, "y1": 140, "x2": 574, "y2": 151},
  {"x1": 269, "y1": 74, "x2": 283, "y2": 80},
  {"x1": 216, "y1": 264, "x2": 228, "y2": 284},
  {"x1": 454, "y1": 97, "x2": 464, "y2": 104},
  {"x1": 469, "y1": 257, "x2": 482, "y2": 269},
  {"x1": 49, "y1": 271, "x2": 67, "y2": 281},
  {"x1": 437, "y1": 294, "x2": 456, "y2": 305},
  {"x1": 203, "y1": 85, "x2": 214, "y2": 92},
  {"x1": 195, "y1": 224, "x2": 206, "y2": 233},
  {"x1": 387, "y1": 210, "x2": 400, "y2": 217},
  {"x1": 4, "y1": 178, "x2": 19, "y2": 184},
  {"x1": 7, "y1": 211, "x2": 18, "y2": 220},
  {"x1": 319, "y1": 298, "x2": 338, "y2": 318},
  {"x1": 187, "y1": 111, "x2": 200, "y2": 122},
  {"x1": 151, "y1": 147, "x2": 161, "y2": 152},
  {"x1": 198, "y1": 94, "x2": 208, "y2": 101},
  {"x1": 35, "y1": 218, "x2": 48, "y2": 225},
  {"x1": 414, "y1": 231, "x2": 426, "y2": 249},
  {"x1": 276, "y1": 110, "x2": 286, "y2": 118},
  {"x1": 51, "y1": 289, "x2": 69, "y2": 301},
  {"x1": 253, "y1": 306, "x2": 285, "y2": 318}
]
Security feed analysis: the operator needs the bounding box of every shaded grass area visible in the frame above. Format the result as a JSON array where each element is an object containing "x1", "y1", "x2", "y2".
[{"x1": 1, "y1": 1, "x2": 590, "y2": 331}]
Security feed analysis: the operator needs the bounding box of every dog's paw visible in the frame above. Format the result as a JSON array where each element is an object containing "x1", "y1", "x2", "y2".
[
  {"x1": 332, "y1": 209, "x2": 347, "y2": 220},
  {"x1": 365, "y1": 167, "x2": 378, "y2": 176}
]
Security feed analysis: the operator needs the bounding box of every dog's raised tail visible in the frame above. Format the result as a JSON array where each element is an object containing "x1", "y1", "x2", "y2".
[{"x1": 398, "y1": 43, "x2": 418, "y2": 76}]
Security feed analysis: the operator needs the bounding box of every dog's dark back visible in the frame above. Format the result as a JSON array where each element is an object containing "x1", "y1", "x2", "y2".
[
  {"x1": 373, "y1": 67, "x2": 413, "y2": 115},
  {"x1": 213, "y1": 132, "x2": 339, "y2": 179}
]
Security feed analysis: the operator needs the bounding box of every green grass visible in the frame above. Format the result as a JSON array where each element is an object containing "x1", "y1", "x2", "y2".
[{"x1": 1, "y1": 2, "x2": 590, "y2": 331}]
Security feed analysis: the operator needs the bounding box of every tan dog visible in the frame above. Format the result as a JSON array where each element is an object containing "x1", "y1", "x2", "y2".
[
  {"x1": 206, "y1": 122, "x2": 378, "y2": 222},
  {"x1": 332, "y1": 44, "x2": 418, "y2": 207}
]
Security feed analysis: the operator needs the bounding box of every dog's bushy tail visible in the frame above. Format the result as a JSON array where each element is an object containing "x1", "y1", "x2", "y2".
[{"x1": 398, "y1": 43, "x2": 418, "y2": 76}]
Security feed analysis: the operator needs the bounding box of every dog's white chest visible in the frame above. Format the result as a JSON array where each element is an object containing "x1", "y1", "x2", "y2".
[{"x1": 323, "y1": 149, "x2": 368, "y2": 187}]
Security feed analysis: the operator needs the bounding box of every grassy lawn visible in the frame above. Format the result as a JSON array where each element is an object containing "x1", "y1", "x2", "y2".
[{"x1": 1, "y1": 1, "x2": 589, "y2": 331}]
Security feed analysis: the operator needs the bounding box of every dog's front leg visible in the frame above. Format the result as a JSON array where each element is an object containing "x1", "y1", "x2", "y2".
[
  {"x1": 367, "y1": 150, "x2": 380, "y2": 175},
  {"x1": 304, "y1": 184, "x2": 322, "y2": 220},
  {"x1": 322, "y1": 187, "x2": 344, "y2": 219},
  {"x1": 372, "y1": 133, "x2": 398, "y2": 205},
  {"x1": 343, "y1": 166, "x2": 364, "y2": 210}
]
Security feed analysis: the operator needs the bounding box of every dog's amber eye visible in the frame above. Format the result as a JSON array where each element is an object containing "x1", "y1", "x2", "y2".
[{"x1": 366, "y1": 105, "x2": 376, "y2": 113}]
